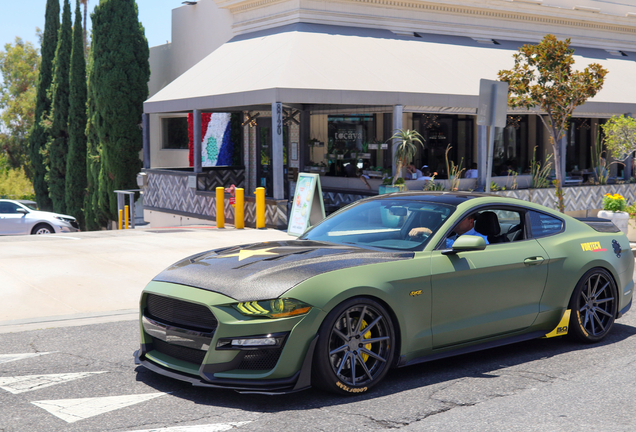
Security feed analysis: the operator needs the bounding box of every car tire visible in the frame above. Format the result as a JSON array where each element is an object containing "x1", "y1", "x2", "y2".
[
  {"x1": 312, "y1": 297, "x2": 395, "y2": 395},
  {"x1": 568, "y1": 268, "x2": 617, "y2": 343},
  {"x1": 31, "y1": 223, "x2": 54, "y2": 235}
]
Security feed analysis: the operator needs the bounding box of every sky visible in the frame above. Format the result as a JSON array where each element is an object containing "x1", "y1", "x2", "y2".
[{"x1": 0, "y1": 0, "x2": 179, "y2": 51}]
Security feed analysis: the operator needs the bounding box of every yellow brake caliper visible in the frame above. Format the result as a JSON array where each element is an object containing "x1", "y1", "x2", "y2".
[{"x1": 359, "y1": 320, "x2": 372, "y2": 362}]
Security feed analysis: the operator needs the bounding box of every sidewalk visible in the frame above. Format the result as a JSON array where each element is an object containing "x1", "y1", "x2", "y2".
[{"x1": 0, "y1": 226, "x2": 294, "y2": 333}]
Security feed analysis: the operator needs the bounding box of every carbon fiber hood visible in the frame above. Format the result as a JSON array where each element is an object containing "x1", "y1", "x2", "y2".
[{"x1": 152, "y1": 240, "x2": 413, "y2": 301}]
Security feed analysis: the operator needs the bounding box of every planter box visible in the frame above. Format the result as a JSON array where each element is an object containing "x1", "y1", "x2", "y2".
[{"x1": 628, "y1": 219, "x2": 636, "y2": 242}]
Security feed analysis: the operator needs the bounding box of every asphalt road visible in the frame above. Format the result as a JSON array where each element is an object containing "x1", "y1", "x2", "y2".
[
  {"x1": 1, "y1": 228, "x2": 636, "y2": 431},
  {"x1": 2, "y1": 315, "x2": 636, "y2": 431}
]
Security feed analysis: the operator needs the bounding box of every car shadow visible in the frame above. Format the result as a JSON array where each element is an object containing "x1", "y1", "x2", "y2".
[{"x1": 134, "y1": 321, "x2": 636, "y2": 410}]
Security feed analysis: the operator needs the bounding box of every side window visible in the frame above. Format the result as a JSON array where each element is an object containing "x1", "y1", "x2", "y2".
[
  {"x1": 0, "y1": 202, "x2": 20, "y2": 214},
  {"x1": 161, "y1": 117, "x2": 189, "y2": 150},
  {"x1": 528, "y1": 211, "x2": 563, "y2": 238},
  {"x1": 474, "y1": 208, "x2": 525, "y2": 243}
]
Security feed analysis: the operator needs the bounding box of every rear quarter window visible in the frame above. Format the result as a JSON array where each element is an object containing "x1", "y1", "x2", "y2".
[{"x1": 529, "y1": 211, "x2": 563, "y2": 238}]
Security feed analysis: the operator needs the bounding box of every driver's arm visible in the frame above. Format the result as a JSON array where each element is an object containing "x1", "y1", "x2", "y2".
[{"x1": 408, "y1": 227, "x2": 432, "y2": 237}]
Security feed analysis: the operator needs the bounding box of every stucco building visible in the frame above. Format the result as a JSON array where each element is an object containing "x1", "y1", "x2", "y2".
[{"x1": 141, "y1": 0, "x2": 636, "y2": 228}]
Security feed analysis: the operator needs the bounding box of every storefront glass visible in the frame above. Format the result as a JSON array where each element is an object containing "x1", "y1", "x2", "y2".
[
  {"x1": 413, "y1": 114, "x2": 473, "y2": 179},
  {"x1": 326, "y1": 114, "x2": 377, "y2": 177},
  {"x1": 493, "y1": 115, "x2": 529, "y2": 175}
]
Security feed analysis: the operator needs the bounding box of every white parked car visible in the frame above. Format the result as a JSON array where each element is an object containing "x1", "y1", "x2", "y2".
[{"x1": 0, "y1": 199, "x2": 79, "y2": 235}]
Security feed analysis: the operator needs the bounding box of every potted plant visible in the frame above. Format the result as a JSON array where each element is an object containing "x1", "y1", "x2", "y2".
[
  {"x1": 388, "y1": 129, "x2": 425, "y2": 187},
  {"x1": 379, "y1": 177, "x2": 406, "y2": 194},
  {"x1": 598, "y1": 193, "x2": 629, "y2": 235}
]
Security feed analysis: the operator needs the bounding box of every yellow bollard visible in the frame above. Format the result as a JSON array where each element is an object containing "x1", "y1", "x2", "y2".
[
  {"x1": 255, "y1": 187, "x2": 265, "y2": 229},
  {"x1": 118, "y1": 209, "x2": 123, "y2": 230},
  {"x1": 235, "y1": 188, "x2": 245, "y2": 229},
  {"x1": 216, "y1": 187, "x2": 225, "y2": 228},
  {"x1": 124, "y1": 205, "x2": 129, "y2": 229}
]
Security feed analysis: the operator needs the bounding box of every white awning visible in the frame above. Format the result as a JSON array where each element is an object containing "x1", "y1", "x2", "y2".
[{"x1": 144, "y1": 24, "x2": 636, "y2": 116}]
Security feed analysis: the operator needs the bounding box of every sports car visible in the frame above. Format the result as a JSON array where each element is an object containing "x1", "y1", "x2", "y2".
[{"x1": 134, "y1": 192, "x2": 634, "y2": 395}]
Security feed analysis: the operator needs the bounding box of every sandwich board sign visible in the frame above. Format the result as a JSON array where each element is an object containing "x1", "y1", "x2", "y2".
[{"x1": 288, "y1": 173, "x2": 326, "y2": 236}]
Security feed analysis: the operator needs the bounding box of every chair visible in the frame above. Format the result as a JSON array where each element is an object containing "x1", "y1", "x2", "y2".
[{"x1": 475, "y1": 211, "x2": 507, "y2": 243}]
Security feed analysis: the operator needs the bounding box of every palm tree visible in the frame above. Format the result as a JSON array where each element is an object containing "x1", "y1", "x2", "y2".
[{"x1": 389, "y1": 129, "x2": 425, "y2": 186}]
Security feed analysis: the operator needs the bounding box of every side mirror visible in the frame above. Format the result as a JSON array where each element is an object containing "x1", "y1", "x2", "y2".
[
  {"x1": 16, "y1": 208, "x2": 28, "y2": 214},
  {"x1": 442, "y1": 235, "x2": 487, "y2": 255}
]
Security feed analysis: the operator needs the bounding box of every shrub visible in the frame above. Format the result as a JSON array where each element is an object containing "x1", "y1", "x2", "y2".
[{"x1": 602, "y1": 193, "x2": 626, "y2": 212}]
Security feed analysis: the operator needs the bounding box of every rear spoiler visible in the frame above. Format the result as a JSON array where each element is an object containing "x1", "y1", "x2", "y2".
[{"x1": 575, "y1": 217, "x2": 621, "y2": 233}]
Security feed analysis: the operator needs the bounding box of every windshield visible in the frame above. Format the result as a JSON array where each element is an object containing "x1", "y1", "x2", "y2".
[{"x1": 300, "y1": 198, "x2": 455, "y2": 251}]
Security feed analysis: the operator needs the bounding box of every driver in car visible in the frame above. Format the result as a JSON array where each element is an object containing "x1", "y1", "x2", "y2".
[{"x1": 409, "y1": 213, "x2": 489, "y2": 248}]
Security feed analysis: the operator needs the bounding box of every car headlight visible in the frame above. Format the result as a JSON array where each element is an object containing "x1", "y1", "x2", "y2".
[
  {"x1": 232, "y1": 298, "x2": 311, "y2": 319},
  {"x1": 54, "y1": 216, "x2": 75, "y2": 224}
]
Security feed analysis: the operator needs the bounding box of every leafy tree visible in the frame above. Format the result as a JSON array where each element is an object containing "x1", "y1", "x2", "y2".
[
  {"x1": 65, "y1": 0, "x2": 87, "y2": 228},
  {"x1": 0, "y1": 153, "x2": 35, "y2": 200},
  {"x1": 86, "y1": 0, "x2": 149, "y2": 224},
  {"x1": 45, "y1": 0, "x2": 72, "y2": 214},
  {"x1": 30, "y1": 0, "x2": 59, "y2": 211},
  {"x1": 602, "y1": 115, "x2": 636, "y2": 162},
  {"x1": 498, "y1": 34, "x2": 607, "y2": 212},
  {"x1": 0, "y1": 37, "x2": 40, "y2": 174}
]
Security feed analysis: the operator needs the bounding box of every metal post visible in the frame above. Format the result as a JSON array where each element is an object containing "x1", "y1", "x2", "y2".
[
  {"x1": 485, "y1": 126, "x2": 495, "y2": 193},
  {"x1": 216, "y1": 187, "x2": 225, "y2": 228},
  {"x1": 235, "y1": 188, "x2": 244, "y2": 229},
  {"x1": 272, "y1": 102, "x2": 284, "y2": 200},
  {"x1": 477, "y1": 124, "x2": 487, "y2": 191},
  {"x1": 256, "y1": 187, "x2": 265, "y2": 229},
  {"x1": 193, "y1": 109, "x2": 202, "y2": 174},
  {"x1": 392, "y1": 105, "x2": 403, "y2": 178},
  {"x1": 124, "y1": 205, "x2": 129, "y2": 229},
  {"x1": 142, "y1": 113, "x2": 150, "y2": 169}
]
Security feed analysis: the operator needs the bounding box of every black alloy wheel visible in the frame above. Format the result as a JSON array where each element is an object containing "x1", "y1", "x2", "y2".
[
  {"x1": 313, "y1": 298, "x2": 395, "y2": 394},
  {"x1": 569, "y1": 268, "x2": 617, "y2": 343}
]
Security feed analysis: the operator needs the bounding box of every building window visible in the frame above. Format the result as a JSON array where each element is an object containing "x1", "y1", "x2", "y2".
[
  {"x1": 493, "y1": 115, "x2": 529, "y2": 176},
  {"x1": 162, "y1": 117, "x2": 189, "y2": 149},
  {"x1": 326, "y1": 114, "x2": 377, "y2": 176}
]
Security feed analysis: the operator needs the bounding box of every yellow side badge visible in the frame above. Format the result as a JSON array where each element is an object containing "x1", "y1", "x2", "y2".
[{"x1": 543, "y1": 309, "x2": 571, "y2": 338}]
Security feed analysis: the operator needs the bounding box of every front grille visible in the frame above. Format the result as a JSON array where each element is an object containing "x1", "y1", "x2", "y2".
[
  {"x1": 152, "y1": 338, "x2": 207, "y2": 366},
  {"x1": 237, "y1": 348, "x2": 283, "y2": 370},
  {"x1": 145, "y1": 294, "x2": 217, "y2": 332},
  {"x1": 70, "y1": 220, "x2": 79, "y2": 229}
]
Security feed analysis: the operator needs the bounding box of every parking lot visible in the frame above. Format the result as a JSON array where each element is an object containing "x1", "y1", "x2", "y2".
[{"x1": 0, "y1": 226, "x2": 294, "y2": 331}]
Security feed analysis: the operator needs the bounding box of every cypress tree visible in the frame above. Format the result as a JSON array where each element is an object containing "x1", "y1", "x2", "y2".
[
  {"x1": 88, "y1": 0, "x2": 149, "y2": 222},
  {"x1": 30, "y1": 0, "x2": 58, "y2": 210},
  {"x1": 85, "y1": 48, "x2": 103, "y2": 230},
  {"x1": 65, "y1": 0, "x2": 87, "y2": 229},
  {"x1": 46, "y1": 0, "x2": 72, "y2": 214}
]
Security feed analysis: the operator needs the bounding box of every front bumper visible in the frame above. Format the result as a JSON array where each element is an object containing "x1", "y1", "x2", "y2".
[
  {"x1": 135, "y1": 335, "x2": 317, "y2": 395},
  {"x1": 135, "y1": 281, "x2": 323, "y2": 394}
]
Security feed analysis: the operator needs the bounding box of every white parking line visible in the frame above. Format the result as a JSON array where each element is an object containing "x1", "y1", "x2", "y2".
[
  {"x1": 0, "y1": 352, "x2": 54, "y2": 364},
  {"x1": 127, "y1": 422, "x2": 252, "y2": 432},
  {"x1": 0, "y1": 371, "x2": 107, "y2": 394},
  {"x1": 32, "y1": 392, "x2": 167, "y2": 423}
]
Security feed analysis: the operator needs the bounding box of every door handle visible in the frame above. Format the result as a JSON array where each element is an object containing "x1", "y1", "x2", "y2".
[{"x1": 524, "y1": 256, "x2": 545, "y2": 266}]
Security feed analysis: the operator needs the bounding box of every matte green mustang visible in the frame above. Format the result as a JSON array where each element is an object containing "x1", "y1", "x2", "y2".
[{"x1": 135, "y1": 192, "x2": 634, "y2": 395}]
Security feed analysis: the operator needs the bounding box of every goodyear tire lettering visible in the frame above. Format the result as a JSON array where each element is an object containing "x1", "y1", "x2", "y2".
[{"x1": 336, "y1": 381, "x2": 368, "y2": 393}]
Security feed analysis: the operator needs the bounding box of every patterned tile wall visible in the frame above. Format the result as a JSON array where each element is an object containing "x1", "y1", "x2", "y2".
[
  {"x1": 143, "y1": 170, "x2": 288, "y2": 228},
  {"x1": 493, "y1": 184, "x2": 636, "y2": 213}
]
